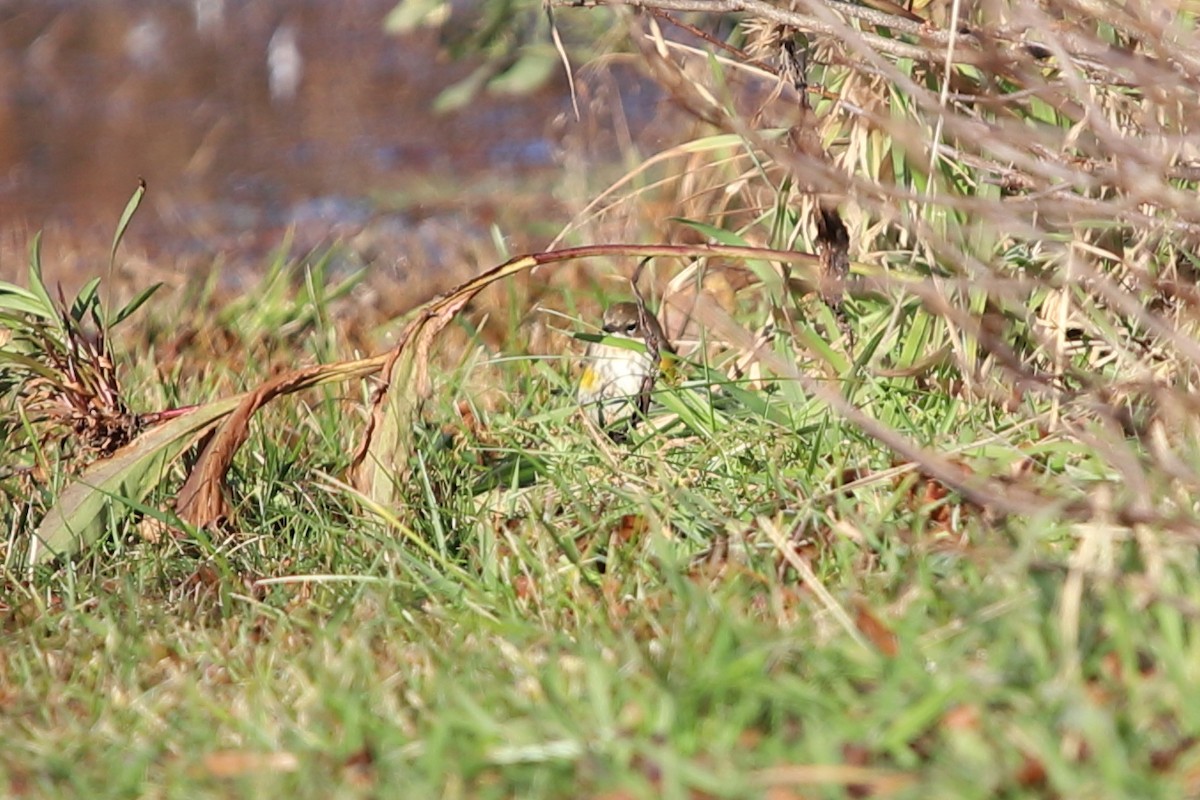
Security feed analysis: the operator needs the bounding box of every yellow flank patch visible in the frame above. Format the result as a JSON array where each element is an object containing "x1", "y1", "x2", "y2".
[
  {"x1": 657, "y1": 351, "x2": 680, "y2": 384},
  {"x1": 579, "y1": 366, "x2": 599, "y2": 392},
  {"x1": 658, "y1": 359, "x2": 676, "y2": 384}
]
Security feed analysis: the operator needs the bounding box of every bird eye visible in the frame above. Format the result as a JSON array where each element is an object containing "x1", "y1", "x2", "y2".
[{"x1": 625, "y1": 322, "x2": 637, "y2": 334}]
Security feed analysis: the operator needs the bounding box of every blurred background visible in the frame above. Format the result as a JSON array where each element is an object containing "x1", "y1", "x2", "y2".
[{"x1": 0, "y1": 0, "x2": 671, "y2": 295}]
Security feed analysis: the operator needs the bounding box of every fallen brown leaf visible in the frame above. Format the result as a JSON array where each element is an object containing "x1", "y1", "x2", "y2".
[
  {"x1": 202, "y1": 750, "x2": 299, "y2": 778},
  {"x1": 1150, "y1": 736, "x2": 1199, "y2": 773},
  {"x1": 852, "y1": 598, "x2": 899, "y2": 658},
  {"x1": 751, "y1": 764, "x2": 915, "y2": 796},
  {"x1": 1014, "y1": 752, "x2": 1048, "y2": 789},
  {"x1": 615, "y1": 514, "x2": 649, "y2": 546},
  {"x1": 343, "y1": 745, "x2": 376, "y2": 789},
  {"x1": 177, "y1": 355, "x2": 387, "y2": 528},
  {"x1": 941, "y1": 704, "x2": 981, "y2": 732}
]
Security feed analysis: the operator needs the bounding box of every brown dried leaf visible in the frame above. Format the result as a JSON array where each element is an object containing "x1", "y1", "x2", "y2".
[
  {"x1": 615, "y1": 514, "x2": 649, "y2": 546},
  {"x1": 1014, "y1": 753, "x2": 1048, "y2": 789},
  {"x1": 176, "y1": 356, "x2": 387, "y2": 529},
  {"x1": 34, "y1": 399, "x2": 239, "y2": 564},
  {"x1": 1150, "y1": 736, "x2": 1199, "y2": 773},
  {"x1": 751, "y1": 764, "x2": 915, "y2": 796},
  {"x1": 352, "y1": 254, "x2": 540, "y2": 505},
  {"x1": 343, "y1": 745, "x2": 376, "y2": 789},
  {"x1": 941, "y1": 704, "x2": 981, "y2": 732},
  {"x1": 852, "y1": 598, "x2": 899, "y2": 658},
  {"x1": 202, "y1": 750, "x2": 299, "y2": 778}
]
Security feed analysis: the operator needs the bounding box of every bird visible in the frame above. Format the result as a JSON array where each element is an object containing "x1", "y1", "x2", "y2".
[{"x1": 577, "y1": 301, "x2": 676, "y2": 430}]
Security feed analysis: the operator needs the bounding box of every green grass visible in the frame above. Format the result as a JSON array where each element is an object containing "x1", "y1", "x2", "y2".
[
  {"x1": 7, "y1": 0, "x2": 1200, "y2": 795},
  {"x1": 3, "y1": 266, "x2": 1199, "y2": 799}
]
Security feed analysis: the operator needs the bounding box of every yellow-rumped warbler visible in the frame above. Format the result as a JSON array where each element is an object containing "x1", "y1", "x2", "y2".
[{"x1": 577, "y1": 301, "x2": 675, "y2": 429}]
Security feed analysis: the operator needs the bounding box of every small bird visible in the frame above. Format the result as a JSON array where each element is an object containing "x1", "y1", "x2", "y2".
[{"x1": 577, "y1": 301, "x2": 675, "y2": 430}]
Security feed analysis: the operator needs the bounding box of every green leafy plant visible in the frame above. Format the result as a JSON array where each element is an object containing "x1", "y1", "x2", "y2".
[{"x1": 0, "y1": 186, "x2": 161, "y2": 464}]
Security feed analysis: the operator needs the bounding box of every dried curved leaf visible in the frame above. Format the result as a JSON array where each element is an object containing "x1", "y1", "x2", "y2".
[
  {"x1": 32, "y1": 397, "x2": 241, "y2": 565},
  {"x1": 176, "y1": 355, "x2": 388, "y2": 528},
  {"x1": 352, "y1": 255, "x2": 539, "y2": 503}
]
